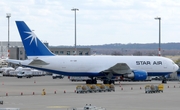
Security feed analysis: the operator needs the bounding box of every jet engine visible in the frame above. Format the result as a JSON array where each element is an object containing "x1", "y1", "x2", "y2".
[{"x1": 124, "y1": 70, "x2": 147, "y2": 81}]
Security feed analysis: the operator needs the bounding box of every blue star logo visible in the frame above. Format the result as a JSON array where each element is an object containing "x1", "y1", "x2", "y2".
[{"x1": 24, "y1": 31, "x2": 38, "y2": 46}]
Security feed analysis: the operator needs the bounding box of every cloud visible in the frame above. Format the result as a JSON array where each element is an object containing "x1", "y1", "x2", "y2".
[{"x1": 1, "y1": 0, "x2": 180, "y2": 46}]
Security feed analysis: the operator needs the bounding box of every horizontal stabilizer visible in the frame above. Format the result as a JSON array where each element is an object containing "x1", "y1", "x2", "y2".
[{"x1": 6, "y1": 59, "x2": 23, "y2": 65}]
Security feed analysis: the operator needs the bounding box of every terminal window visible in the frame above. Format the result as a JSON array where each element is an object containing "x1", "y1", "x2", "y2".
[
  {"x1": 73, "y1": 51, "x2": 77, "y2": 55},
  {"x1": 20, "y1": 51, "x2": 23, "y2": 55},
  {"x1": 79, "y1": 51, "x2": 83, "y2": 55},
  {"x1": 55, "y1": 51, "x2": 59, "y2": 54},
  {"x1": 60, "y1": 51, "x2": 64, "y2": 54},
  {"x1": 85, "y1": 52, "x2": 89, "y2": 55},
  {"x1": 67, "y1": 51, "x2": 70, "y2": 55}
]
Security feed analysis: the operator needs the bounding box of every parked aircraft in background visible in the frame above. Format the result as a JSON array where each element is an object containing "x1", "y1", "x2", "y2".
[{"x1": 7, "y1": 21, "x2": 179, "y2": 84}]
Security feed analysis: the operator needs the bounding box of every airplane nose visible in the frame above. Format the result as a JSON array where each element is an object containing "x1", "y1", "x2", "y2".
[{"x1": 175, "y1": 64, "x2": 179, "y2": 71}]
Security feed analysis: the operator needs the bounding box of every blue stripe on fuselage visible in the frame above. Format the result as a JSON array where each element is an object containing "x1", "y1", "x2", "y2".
[
  {"x1": 147, "y1": 72, "x2": 172, "y2": 76},
  {"x1": 23, "y1": 65, "x2": 101, "y2": 76},
  {"x1": 23, "y1": 65, "x2": 172, "y2": 77}
]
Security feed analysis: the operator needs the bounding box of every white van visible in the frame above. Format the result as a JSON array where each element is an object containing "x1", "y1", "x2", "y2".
[{"x1": 17, "y1": 71, "x2": 33, "y2": 78}]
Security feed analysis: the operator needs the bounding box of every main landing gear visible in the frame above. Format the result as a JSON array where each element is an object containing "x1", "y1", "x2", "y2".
[
  {"x1": 86, "y1": 78, "x2": 97, "y2": 84},
  {"x1": 85, "y1": 77, "x2": 115, "y2": 84},
  {"x1": 162, "y1": 76, "x2": 167, "y2": 84},
  {"x1": 103, "y1": 80, "x2": 115, "y2": 84}
]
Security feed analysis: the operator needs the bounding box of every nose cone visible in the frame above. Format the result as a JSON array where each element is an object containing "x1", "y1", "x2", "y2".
[{"x1": 174, "y1": 64, "x2": 179, "y2": 71}]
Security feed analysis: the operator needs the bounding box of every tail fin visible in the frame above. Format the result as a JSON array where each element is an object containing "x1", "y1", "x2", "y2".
[{"x1": 15, "y1": 21, "x2": 54, "y2": 58}]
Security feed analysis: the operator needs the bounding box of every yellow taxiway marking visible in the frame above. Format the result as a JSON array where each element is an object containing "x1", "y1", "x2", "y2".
[{"x1": 47, "y1": 106, "x2": 69, "y2": 108}]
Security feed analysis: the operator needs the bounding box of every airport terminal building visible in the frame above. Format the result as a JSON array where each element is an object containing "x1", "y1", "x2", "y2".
[{"x1": 1, "y1": 41, "x2": 91, "y2": 60}]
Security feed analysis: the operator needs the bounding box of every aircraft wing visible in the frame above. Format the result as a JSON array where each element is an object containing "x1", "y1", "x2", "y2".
[{"x1": 102, "y1": 63, "x2": 132, "y2": 75}]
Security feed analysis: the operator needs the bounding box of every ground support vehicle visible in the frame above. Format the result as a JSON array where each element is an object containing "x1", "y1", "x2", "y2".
[
  {"x1": 76, "y1": 84, "x2": 115, "y2": 93},
  {"x1": 105, "y1": 84, "x2": 115, "y2": 92},
  {"x1": 83, "y1": 104, "x2": 106, "y2": 110},
  {"x1": 145, "y1": 85, "x2": 151, "y2": 93},
  {"x1": 67, "y1": 104, "x2": 106, "y2": 110},
  {"x1": 17, "y1": 71, "x2": 33, "y2": 78},
  {"x1": 76, "y1": 85, "x2": 84, "y2": 93},
  {"x1": 0, "y1": 70, "x2": 3, "y2": 77},
  {"x1": 70, "y1": 76, "x2": 90, "y2": 82},
  {"x1": 145, "y1": 84, "x2": 164, "y2": 93},
  {"x1": 52, "y1": 74, "x2": 64, "y2": 79},
  {"x1": 158, "y1": 84, "x2": 164, "y2": 92},
  {"x1": 89, "y1": 84, "x2": 99, "y2": 92},
  {"x1": 96, "y1": 84, "x2": 106, "y2": 92},
  {"x1": 0, "y1": 100, "x2": 3, "y2": 104},
  {"x1": 151, "y1": 85, "x2": 159, "y2": 93},
  {"x1": 76, "y1": 85, "x2": 90, "y2": 93}
]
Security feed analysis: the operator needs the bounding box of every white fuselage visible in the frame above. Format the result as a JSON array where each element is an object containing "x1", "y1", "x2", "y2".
[{"x1": 22, "y1": 56, "x2": 179, "y2": 77}]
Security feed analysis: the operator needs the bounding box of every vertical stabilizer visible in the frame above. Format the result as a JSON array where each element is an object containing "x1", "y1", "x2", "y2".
[{"x1": 15, "y1": 21, "x2": 54, "y2": 58}]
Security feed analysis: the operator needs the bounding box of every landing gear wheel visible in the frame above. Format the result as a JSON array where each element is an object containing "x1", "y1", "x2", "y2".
[
  {"x1": 86, "y1": 78, "x2": 97, "y2": 84},
  {"x1": 162, "y1": 76, "x2": 167, "y2": 84},
  {"x1": 92, "y1": 79, "x2": 97, "y2": 84},
  {"x1": 103, "y1": 80, "x2": 114, "y2": 84},
  {"x1": 162, "y1": 79, "x2": 167, "y2": 84},
  {"x1": 103, "y1": 80, "x2": 108, "y2": 84},
  {"x1": 86, "y1": 80, "x2": 92, "y2": 84}
]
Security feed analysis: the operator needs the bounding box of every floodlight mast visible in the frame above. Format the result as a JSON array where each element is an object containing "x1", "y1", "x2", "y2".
[
  {"x1": 71, "y1": 8, "x2": 79, "y2": 55},
  {"x1": 6, "y1": 13, "x2": 11, "y2": 58},
  {"x1": 155, "y1": 17, "x2": 161, "y2": 56}
]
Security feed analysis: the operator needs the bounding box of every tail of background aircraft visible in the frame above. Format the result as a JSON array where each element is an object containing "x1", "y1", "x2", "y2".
[{"x1": 16, "y1": 21, "x2": 54, "y2": 58}]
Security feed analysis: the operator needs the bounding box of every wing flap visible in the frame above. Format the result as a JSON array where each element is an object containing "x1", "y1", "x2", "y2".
[
  {"x1": 103, "y1": 63, "x2": 131, "y2": 75},
  {"x1": 28, "y1": 59, "x2": 49, "y2": 66}
]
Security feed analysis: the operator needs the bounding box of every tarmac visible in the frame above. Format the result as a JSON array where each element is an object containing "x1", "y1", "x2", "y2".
[{"x1": 0, "y1": 76, "x2": 180, "y2": 110}]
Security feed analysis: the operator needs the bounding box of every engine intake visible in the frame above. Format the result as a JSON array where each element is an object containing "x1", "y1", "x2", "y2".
[{"x1": 125, "y1": 70, "x2": 147, "y2": 81}]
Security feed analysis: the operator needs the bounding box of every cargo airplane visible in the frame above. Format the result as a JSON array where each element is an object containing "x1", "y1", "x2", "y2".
[{"x1": 7, "y1": 21, "x2": 179, "y2": 84}]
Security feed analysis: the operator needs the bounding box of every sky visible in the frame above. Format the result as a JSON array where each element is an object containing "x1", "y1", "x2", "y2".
[{"x1": 1, "y1": 0, "x2": 180, "y2": 46}]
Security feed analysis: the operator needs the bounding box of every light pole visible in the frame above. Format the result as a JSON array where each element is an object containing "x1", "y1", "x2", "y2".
[
  {"x1": 71, "y1": 8, "x2": 79, "y2": 55},
  {"x1": 154, "y1": 17, "x2": 161, "y2": 56},
  {"x1": 6, "y1": 13, "x2": 11, "y2": 58}
]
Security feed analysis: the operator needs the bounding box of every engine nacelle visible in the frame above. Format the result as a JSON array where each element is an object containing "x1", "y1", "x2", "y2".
[{"x1": 125, "y1": 70, "x2": 147, "y2": 81}]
